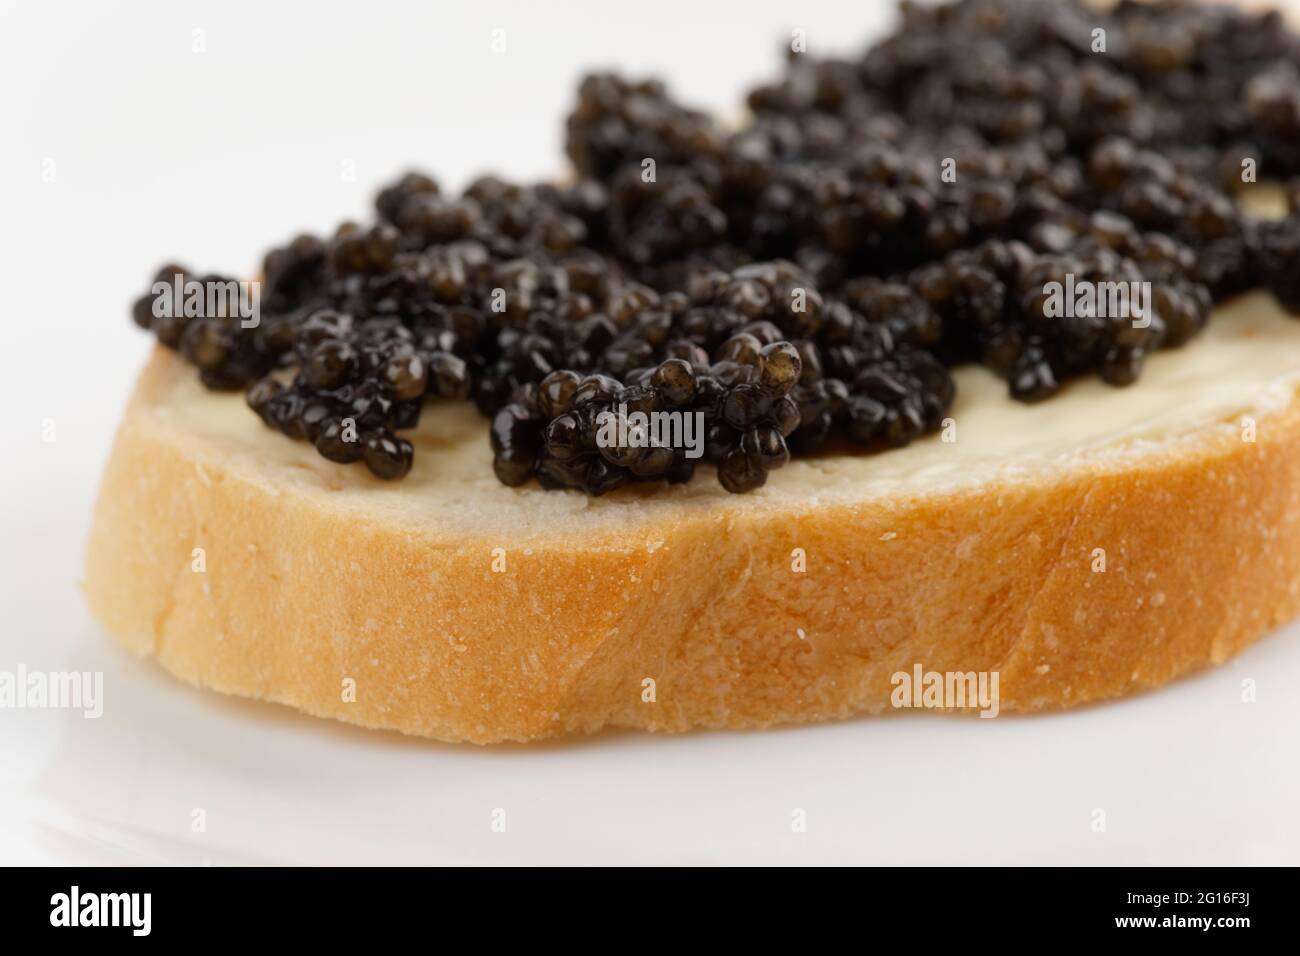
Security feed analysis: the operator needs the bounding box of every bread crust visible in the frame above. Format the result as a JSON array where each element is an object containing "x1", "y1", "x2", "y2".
[{"x1": 84, "y1": 346, "x2": 1300, "y2": 743}]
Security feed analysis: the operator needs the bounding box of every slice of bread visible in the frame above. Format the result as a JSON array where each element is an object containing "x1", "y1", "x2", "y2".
[{"x1": 84, "y1": 289, "x2": 1300, "y2": 743}]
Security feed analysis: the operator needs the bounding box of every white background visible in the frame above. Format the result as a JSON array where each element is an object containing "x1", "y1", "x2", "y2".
[{"x1": 1, "y1": 0, "x2": 1297, "y2": 865}]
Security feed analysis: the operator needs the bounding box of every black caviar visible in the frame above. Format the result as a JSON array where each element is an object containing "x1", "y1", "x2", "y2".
[{"x1": 132, "y1": 0, "x2": 1300, "y2": 493}]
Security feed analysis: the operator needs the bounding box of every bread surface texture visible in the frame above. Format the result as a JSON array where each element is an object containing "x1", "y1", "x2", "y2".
[{"x1": 84, "y1": 292, "x2": 1300, "y2": 742}]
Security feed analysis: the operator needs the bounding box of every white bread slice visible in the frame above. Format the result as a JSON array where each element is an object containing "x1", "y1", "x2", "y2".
[{"x1": 84, "y1": 289, "x2": 1300, "y2": 743}]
